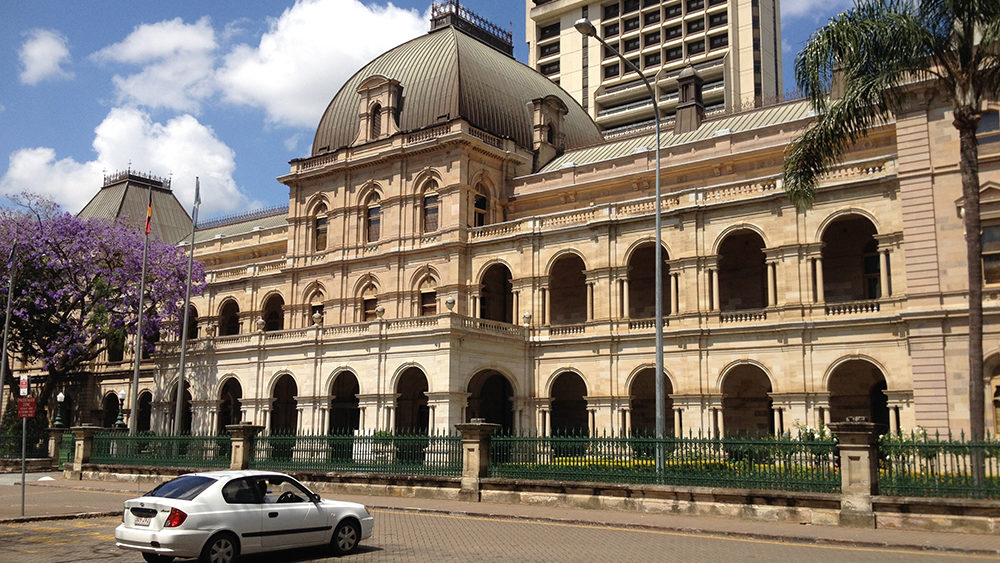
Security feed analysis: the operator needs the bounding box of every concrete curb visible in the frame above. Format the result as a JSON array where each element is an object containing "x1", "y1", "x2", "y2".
[{"x1": 0, "y1": 511, "x2": 120, "y2": 524}]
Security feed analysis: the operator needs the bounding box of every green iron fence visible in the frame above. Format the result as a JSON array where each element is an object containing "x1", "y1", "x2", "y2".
[
  {"x1": 249, "y1": 431, "x2": 462, "y2": 476},
  {"x1": 90, "y1": 432, "x2": 231, "y2": 469},
  {"x1": 488, "y1": 431, "x2": 841, "y2": 493},
  {"x1": 58, "y1": 431, "x2": 74, "y2": 469},
  {"x1": 879, "y1": 431, "x2": 1000, "y2": 499},
  {"x1": 0, "y1": 431, "x2": 49, "y2": 459}
]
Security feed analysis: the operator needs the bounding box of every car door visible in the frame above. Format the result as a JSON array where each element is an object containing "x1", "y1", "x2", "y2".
[
  {"x1": 219, "y1": 477, "x2": 264, "y2": 553},
  {"x1": 258, "y1": 477, "x2": 330, "y2": 549}
]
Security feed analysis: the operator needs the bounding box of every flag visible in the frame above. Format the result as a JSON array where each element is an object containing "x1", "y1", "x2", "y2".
[
  {"x1": 192, "y1": 177, "x2": 201, "y2": 227},
  {"x1": 144, "y1": 189, "x2": 153, "y2": 235}
]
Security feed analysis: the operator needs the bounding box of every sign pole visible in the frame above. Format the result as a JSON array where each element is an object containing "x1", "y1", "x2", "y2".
[{"x1": 20, "y1": 413, "x2": 25, "y2": 516}]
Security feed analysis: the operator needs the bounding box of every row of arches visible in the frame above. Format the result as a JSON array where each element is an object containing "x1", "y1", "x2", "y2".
[
  {"x1": 157, "y1": 358, "x2": 888, "y2": 437},
  {"x1": 202, "y1": 213, "x2": 889, "y2": 338}
]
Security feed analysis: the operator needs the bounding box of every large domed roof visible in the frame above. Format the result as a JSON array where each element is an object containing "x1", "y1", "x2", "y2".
[{"x1": 311, "y1": 26, "x2": 602, "y2": 156}]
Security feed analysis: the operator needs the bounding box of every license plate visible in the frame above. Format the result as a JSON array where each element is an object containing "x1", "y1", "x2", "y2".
[{"x1": 134, "y1": 516, "x2": 151, "y2": 526}]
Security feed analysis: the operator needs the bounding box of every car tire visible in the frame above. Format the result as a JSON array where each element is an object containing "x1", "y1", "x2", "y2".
[
  {"x1": 141, "y1": 554, "x2": 175, "y2": 563},
  {"x1": 330, "y1": 519, "x2": 361, "y2": 556},
  {"x1": 199, "y1": 531, "x2": 240, "y2": 563}
]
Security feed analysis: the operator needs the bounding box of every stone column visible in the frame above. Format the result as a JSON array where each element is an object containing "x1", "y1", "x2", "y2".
[
  {"x1": 879, "y1": 250, "x2": 890, "y2": 298},
  {"x1": 227, "y1": 423, "x2": 264, "y2": 470},
  {"x1": 454, "y1": 419, "x2": 501, "y2": 501},
  {"x1": 542, "y1": 287, "x2": 549, "y2": 324},
  {"x1": 621, "y1": 279, "x2": 630, "y2": 318},
  {"x1": 673, "y1": 409, "x2": 682, "y2": 437},
  {"x1": 66, "y1": 425, "x2": 102, "y2": 479},
  {"x1": 815, "y1": 257, "x2": 825, "y2": 303},
  {"x1": 670, "y1": 273, "x2": 679, "y2": 315},
  {"x1": 711, "y1": 269, "x2": 720, "y2": 311},
  {"x1": 828, "y1": 420, "x2": 886, "y2": 528},
  {"x1": 766, "y1": 262, "x2": 776, "y2": 307}
]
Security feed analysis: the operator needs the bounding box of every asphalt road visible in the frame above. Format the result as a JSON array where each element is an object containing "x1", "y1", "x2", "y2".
[{"x1": 0, "y1": 510, "x2": 993, "y2": 563}]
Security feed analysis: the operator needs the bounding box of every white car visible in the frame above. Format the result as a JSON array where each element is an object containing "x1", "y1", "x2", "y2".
[{"x1": 115, "y1": 470, "x2": 374, "y2": 563}]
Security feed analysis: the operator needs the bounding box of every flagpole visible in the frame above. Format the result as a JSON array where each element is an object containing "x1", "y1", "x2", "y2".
[
  {"x1": 128, "y1": 185, "x2": 153, "y2": 436},
  {"x1": 174, "y1": 178, "x2": 199, "y2": 436}
]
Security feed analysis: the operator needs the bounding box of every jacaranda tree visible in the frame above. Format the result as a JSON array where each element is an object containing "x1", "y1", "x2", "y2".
[
  {"x1": 783, "y1": 0, "x2": 1000, "y2": 447},
  {"x1": 0, "y1": 193, "x2": 205, "y2": 417}
]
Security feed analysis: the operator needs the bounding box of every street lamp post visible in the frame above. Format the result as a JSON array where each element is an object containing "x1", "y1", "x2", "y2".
[
  {"x1": 54, "y1": 391, "x2": 65, "y2": 428},
  {"x1": 575, "y1": 18, "x2": 665, "y2": 469},
  {"x1": 114, "y1": 390, "x2": 127, "y2": 429}
]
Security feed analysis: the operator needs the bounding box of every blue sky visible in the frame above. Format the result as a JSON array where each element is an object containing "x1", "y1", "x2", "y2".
[{"x1": 0, "y1": 0, "x2": 853, "y2": 222}]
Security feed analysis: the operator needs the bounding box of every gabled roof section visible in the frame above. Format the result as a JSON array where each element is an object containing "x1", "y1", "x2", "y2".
[
  {"x1": 536, "y1": 100, "x2": 816, "y2": 173},
  {"x1": 78, "y1": 171, "x2": 191, "y2": 245},
  {"x1": 310, "y1": 26, "x2": 602, "y2": 155}
]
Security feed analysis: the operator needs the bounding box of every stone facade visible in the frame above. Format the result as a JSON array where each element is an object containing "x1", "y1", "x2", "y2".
[{"x1": 71, "y1": 24, "x2": 999, "y2": 440}]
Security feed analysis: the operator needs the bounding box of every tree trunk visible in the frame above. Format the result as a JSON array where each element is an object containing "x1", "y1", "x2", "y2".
[{"x1": 955, "y1": 111, "x2": 985, "y2": 484}]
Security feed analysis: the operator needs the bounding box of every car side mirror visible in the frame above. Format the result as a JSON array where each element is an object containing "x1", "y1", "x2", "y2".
[{"x1": 310, "y1": 493, "x2": 321, "y2": 503}]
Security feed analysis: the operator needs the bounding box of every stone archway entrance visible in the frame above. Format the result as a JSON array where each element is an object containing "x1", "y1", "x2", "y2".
[
  {"x1": 467, "y1": 370, "x2": 514, "y2": 431},
  {"x1": 271, "y1": 375, "x2": 297, "y2": 434},
  {"x1": 550, "y1": 372, "x2": 588, "y2": 435},
  {"x1": 395, "y1": 368, "x2": 429, "y2": 432},
  {"x1": 217, "y1": 379, "x2": 243, "y2": 433},
  {"x1": 329, "y1": 372, "x2": 360, "y2": 434},
  {"x1": 629, "y1": 368, "x2": 673, "y2": 436},
  {"x1": 828, "y1": 359, "x2": 889, "y2": 427},
  {"x1": 721, "y1": 365, "x2": 773, "y2": 436}
]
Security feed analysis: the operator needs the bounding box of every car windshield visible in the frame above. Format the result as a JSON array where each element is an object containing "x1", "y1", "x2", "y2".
[{"x1": 146, "y1": 475, "x2": 216, "y2": 500}]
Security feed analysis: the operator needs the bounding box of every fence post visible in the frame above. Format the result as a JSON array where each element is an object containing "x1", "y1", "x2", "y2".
[
  {"x1": 455, "y1": 418, "x2": 500, "y2": 501},
  {"x1": 227, "y1": 423, "x2": 264, "y2": 470},
  {"x1": 66, "y1": 425, "x2": 101, "y2": 480},
  {"x1": 47, "y1": 426, "x2": 65, "y2": 464},
  {"x1": 829, "y1": 418, "x2": 885, "y2": 528}
]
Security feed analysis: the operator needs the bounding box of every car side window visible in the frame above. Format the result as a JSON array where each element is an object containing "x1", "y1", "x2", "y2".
[
  {"x1": 256, "y1": 476, "x2": 311, "y2": 503},
  {"x1": 222, "y1": 478, "x2": 261, "y2": 504}
]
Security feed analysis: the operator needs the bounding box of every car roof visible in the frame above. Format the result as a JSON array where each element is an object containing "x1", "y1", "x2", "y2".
[{"x1": 181, "y1": 470, "x2": 290, "y2": 480}]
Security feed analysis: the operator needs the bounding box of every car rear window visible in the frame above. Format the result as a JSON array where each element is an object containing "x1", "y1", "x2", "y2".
[{"x1": 146, "y1": 475, "x2": 216, "y2": 500}]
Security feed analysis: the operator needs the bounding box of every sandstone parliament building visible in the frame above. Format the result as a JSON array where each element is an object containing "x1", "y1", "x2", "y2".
[{"x1": 59, "y1": 2, "x2": 1000, "y2": 438}]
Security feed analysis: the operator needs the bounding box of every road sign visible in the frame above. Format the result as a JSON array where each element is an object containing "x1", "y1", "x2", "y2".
[
  {"x1": 16, "y1": 397, "x2": 34, "y2": 418},
  {"x1": 18, "y1": 375, "x2": 27, "y2": 397}
]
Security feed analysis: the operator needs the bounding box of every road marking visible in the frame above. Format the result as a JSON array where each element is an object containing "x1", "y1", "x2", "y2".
[{"x1": 373, "y1": 509, "x2": 995, "y2": 560}]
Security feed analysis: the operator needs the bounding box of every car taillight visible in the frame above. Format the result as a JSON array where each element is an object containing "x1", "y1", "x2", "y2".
[{"x1": 164, "y1": 507, "x2": 187, "y2": 528}]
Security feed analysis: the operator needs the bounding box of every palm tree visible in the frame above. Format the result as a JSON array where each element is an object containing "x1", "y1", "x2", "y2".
[{"x1": 783, "y1": 0, "x2": 1000, "y2": 454}]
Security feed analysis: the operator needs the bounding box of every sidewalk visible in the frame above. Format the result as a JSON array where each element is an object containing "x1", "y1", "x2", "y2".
[{"x1": 1, "y1": 473, "x2": 998, "y2": 556}]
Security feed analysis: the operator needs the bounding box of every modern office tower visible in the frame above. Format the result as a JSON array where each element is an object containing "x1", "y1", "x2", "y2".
[{"x1": 527, "y1": 0, "x2": 783, "y2": 133}]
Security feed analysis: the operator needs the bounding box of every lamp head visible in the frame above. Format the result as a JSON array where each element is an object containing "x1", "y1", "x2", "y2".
[
  {"x1": 118, "y1": 390, "x2": 126, "y2": 401},
  {"x1": 56, "y1": 392, "x2": 64, "y2": 403},
  {"x1": 574, "y1": 18, "x2": 596, "y2": 37}
]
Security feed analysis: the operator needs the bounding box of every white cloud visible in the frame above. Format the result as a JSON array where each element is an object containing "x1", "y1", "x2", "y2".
[
  {"x1": 782, "y1": 0, "x2": 853, "y2": 21},
  {"x1": 283, "y1": 133, "x2": 301, "y2": 152},
  {"x1": 92, "y1": 17, "x2": 217, "y2": 112},
  {"x1": 0, "y1": 108, "x2": 248, "y2": 216},
  {"x1": 217, "y1": 0, "x2": 426, "y2": 128},
  {"x1": 0, "y1": 148, "x2": 101, "y2": 211},
  {"x1": 19, "y1": 29, "x2": 74, "y2": 85}
]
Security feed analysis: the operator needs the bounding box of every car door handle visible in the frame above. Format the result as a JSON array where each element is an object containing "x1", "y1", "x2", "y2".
[{"x1": 268, "y1": 512, "x2": 278, "y2": 518}]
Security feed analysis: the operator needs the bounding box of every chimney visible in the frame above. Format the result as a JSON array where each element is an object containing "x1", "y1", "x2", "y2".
[
  {"x1": 674, "y1": 65, "x2": 704, "y2": 135},
  {"x1": 531, "y1": 95, "x2": 568, "y2": 170}
]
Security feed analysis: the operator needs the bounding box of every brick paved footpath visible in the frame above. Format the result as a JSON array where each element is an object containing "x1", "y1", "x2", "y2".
[{"x1": 0, "y1": 473, "x2": 996, "y2": 556}]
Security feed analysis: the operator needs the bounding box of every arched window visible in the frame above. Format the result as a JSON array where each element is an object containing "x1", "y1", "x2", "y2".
[
  {"x1": 107, "y1": 332, "x2": 125, "y2": 363},
  {"x1": 422, "y1": 181, "x2": 439, "y2": 232},
  {"x1": 262, "y1": 294, "x2": 284, "y2": 331},
  {"x1": 419, "y1": 277, "x2": 437, "y2": 316},
  {"x1": 370, "y1": 103, "x2": 382, "y2": 139},
  {"x1": 366, "y1": 194, "x2": 381, "y2": 242},
  {"x1": 309, "y1": 291, "x2": 325, "y2": 325},
  {"x1": 473, "y1": 183, "x2": 488, "y2": 227},
  {"x1": 362, "y1": 284, "x2": 378, "y2": 321},
  {"x1": 314, "y1": 204, "x2": 328, "y2": 252},
  {"x1": 185, "y1": 305, "x2": 199, "y2": 339},
  {"x1": 219, "y1": 300, "x2": 240, "y2": 336}
]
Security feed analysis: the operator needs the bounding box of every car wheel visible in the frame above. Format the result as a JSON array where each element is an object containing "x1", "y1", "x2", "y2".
[
  {"x1": 199, "y1": 531, "x2": 240, "y2": 563},
  {"x1": 141, "y1": 554, "x2": 175, "y2": 563},
  {"x1": 331, "y1": 519, "x2": 361, "y2": 555}
]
